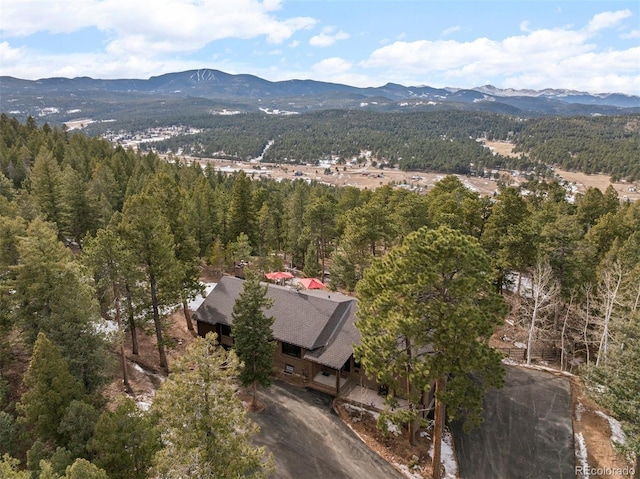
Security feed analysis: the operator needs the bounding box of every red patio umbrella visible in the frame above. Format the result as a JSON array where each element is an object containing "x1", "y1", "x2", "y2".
[
  {"x1": 265, "y1": 271, "x2": 294, "y2": 280},
  {"x1": 299, "y1": 277, "x2": 326, "y2": 289}
]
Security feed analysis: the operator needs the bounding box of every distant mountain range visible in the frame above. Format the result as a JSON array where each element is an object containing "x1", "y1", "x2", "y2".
[{"x1": 1, "y1": 69, "x2": 639, "y2": 124}]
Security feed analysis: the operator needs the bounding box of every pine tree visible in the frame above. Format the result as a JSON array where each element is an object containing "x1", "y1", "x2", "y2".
[
  {"x1": 284, "y1": 182, "x2": 310, "y2": 267},
  {"x1": 355, "y1": 226, "x2": 507, "y2": 479},
  {"x1": 186, "y1": 176, "x2": 219, "y2": 256},
  {"x1": 302, "y1": 195, "x2": 336, "y2": 281},
  {"x1": 121, "y1": 192, "x2": 182, "y2": 371},
  {"x1": 84, "y1": 225, "x2": 135, "y2": 390},
  {"x1": 0, "y1": 454, "x2": 29, "y2": 479},
  {"x1": 17, "y1": 332, "x2": 83, "y2": 445},
  {"x1": 63, "y1": 458, "x2": 108, "y2": 479},
  {"x1": 302, "y1": 241, "x2": 321, "y2": 278},
  {"x1": 60, "y1": 165, "x2": 96, "y2": 243},
  {"x1": 227, "y1": 171, "x2": 256, "y2": 246},
  {"x1": 90, "y1": 398, "x2": 159, "y2": 479},
  {"x1": 13, "y1": 218, "x2": 109, "y2": 392},
  {"x1": 231, "y1": 273, "x2": 275, "y2": 409},
  {"x1": 29, "y1": 150, "x2": 64, "y2": 233},
  {"x1": 152, "y1": 333, "x2": 273, "y2": 479},
  {"x1": 141, "y1": 171, "x2": 202, "y2": 333}
]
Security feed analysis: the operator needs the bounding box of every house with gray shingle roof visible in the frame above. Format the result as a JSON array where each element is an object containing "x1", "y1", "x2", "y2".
[{"x1": 193, "y1": 276, "x2": 376, "y2": 396}]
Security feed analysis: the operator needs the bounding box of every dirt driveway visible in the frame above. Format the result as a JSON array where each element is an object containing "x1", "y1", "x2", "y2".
[{"x1": 251, "y1": 381, "x2": 403, "y2": 479}]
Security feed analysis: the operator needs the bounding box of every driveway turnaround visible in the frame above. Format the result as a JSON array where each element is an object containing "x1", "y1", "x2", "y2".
[
  {"x1": 451, "y1": 365, "x2": 575, "y2": 479},
  {"x1": 251, "y1": 381, "x2": 403, "y2": 479}
]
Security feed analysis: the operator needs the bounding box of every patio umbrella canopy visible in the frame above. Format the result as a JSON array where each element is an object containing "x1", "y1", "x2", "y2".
[
  {"x1": 265, "y1": 271, "x2": 294, "y2": 280},
  {"x1": 299, "y1": 277, "x2": 326, "y2": 289}
]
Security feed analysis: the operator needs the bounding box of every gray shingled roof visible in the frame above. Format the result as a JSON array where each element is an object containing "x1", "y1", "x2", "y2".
[{"x1": 193, "y1": 276, "x2": 360, "y2": 369}]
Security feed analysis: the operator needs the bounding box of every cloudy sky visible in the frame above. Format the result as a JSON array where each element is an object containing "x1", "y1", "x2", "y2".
[{"x1": 1, "y1": 0, "x2": 639, "y2": 94}]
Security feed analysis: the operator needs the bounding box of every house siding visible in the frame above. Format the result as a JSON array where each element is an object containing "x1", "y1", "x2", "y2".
[
  {"x1": 197, "y1": 321, "x2": 216, "y2": 338},
  {"x1": 274, "y1": 341, "x2": 312, "y2": 380}
]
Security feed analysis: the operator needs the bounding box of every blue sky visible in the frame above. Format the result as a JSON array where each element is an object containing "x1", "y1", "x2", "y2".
[{"x1": 1, "y1": 0, "x2": 639, "y2": 94}]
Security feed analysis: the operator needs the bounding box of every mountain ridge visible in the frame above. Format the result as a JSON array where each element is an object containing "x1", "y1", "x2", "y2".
[{"x1": 2, "y1": 68, "x2": 639, "y2": 122}]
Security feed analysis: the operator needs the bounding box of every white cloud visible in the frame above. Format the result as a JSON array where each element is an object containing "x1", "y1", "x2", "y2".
[
  {"x1": 0, "y1": 41, "x2": 26, "y2": 66},
  {"x1": 1, "y1": 0, "x2": 316, "y2": 54},
  {"x1": 587, "y1": 9, "x2": 632, "y2": 32},
  {"x1": 442, "y1": 25, "x2": 461, "y2": 36},
  {"x1": 0, "y1": 41, "x2": 208, "y2": 80},
  {"x1": 621, "y1": 29, "x2": 640, "y2": 39},
  {"x1": 309, "y1": 27, "x2": 350, "y2": 47},
  {"x1": 309, "y1": 57, "x2": 375, "y2": 86},
  {"x1": 312, "y1": 57, "x2": 352, "y2": 74},
  {"x1": 1, "y1": 4, "x2": 638, "y2": 95},
  {"x1": 361, "y1": 11, "x2": 639, "y2": 94},
  {"x1": 519, "y1": 21, "x2": 531, "y2": 33}
]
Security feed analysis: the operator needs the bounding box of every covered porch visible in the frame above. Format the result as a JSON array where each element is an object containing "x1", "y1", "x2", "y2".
[
  {"x1": 311, "y1": 370, "x2": 348, "y2": 395},
  {"x1": 342, "y1": 382, "x2": 409, "y2": 411}
]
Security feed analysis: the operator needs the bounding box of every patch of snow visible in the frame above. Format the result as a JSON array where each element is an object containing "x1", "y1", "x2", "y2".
[
  {"x1": 344, "y1": 403, "x2": 376, "y2": 417},
  {"x1": 595, "y1": 411, "x2": 626, "y2": 445},
  {"x1": 576, "y1": 402, "x2": 585, "y2": 422},
  {"x1": 501, "y1": 360, "x2": 576, "y2": 377},
  {"x1": 428, "y1": 431, "x2": 459, "y2": 479},
  {"x1": 442, "y1": 431, "x2": 459, "y2": 479},
  {"x1": 393, "y1": 462, "x2": 423, "y2": 479},
  {"x1": 522, "y1": 363, "x2": 575, "y2": 377},
  {"x1": 95, "y1": 318, "x2": 118, "y2": 335},
  {"x1": 132, "y1": 363, "x2": 166, "y2": 383},
  {"x1": 343, "y1": 403, "x2": 400, "y2": 435},
  {"x1": 575, "y1": 432, "x2": 589, "y2": 478},
  {"x1": 513, "y1": 341, "x2": 527, "y2": 349},
  {"x1": 188, "y1": 282, "x2": 216, "y2": 310}
]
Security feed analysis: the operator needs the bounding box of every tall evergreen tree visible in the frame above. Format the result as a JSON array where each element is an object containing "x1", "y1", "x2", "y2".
[
  {"x1": 29, "y1": 150, "x2": 64, "y2": 232},
  {"x1": 90, "y1": 398, "x2": 159, "y2": 479},
  {"x1": 302, "y1": 195, "x2": 336, "y2": 281},
  {"x1": 142, "y1": 172, "x2": 202, "y2": 333},
  {"x1": 481, "y1": 186, "x2": 535, "y2": 292},
  {"x1": 355, "y1": 226, "x2": 507, "y2": 479},
  {"x1": 60, "y1": 165, "x2": 96, "y2": 242},
  {"x1": 121, "y1": 192, "x2": 182, "y2": 371},
  {"x1": 63, "y1": 458, "x2": 108, "y2": 479},
  {"x1": 227, "y1": 171, "x2": 256, "y2": 246},
  {"x1": 17, "y1": 332, "x2": 83, "y2": 445},
  {"x1": 13, "y1": 218, "x2": 109, "y2": 392},
  {"x1": 83, "y1": 226, "x2": 135, "y2": 390},
  {"x1": 231, "y1": 274, "x2": 275, "y2": 409},
  {"x1": 152, "y1": 333, "x2": 272, "y2": 479},
  {"x1": 185, "y1": 176, "x2": 219, "y2": 256},
  {"x1": 283, "y1": 181, "x2": 310, "y2": 267}
]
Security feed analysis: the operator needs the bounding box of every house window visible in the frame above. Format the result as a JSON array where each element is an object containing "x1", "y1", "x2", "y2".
[
  {"x1": 282, "y1": 342, "x2": 301, "y2": 358},
  {"x1": 220, "y1": 324, "x2": 231, "y2": 336},
  {"x1": 284, "y1": 364, "x2": 294, "y2": 375}
]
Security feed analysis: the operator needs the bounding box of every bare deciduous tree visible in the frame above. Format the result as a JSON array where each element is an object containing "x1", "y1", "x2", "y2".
[{"x1": 524, "y1": 258, "x2": 560, "y2": 365}]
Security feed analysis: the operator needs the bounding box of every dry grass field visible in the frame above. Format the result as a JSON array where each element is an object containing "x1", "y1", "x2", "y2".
[
  {"x1": 483, "y1": 140, "x2": 640, "y2": 202},
  {"x1": 186, "y1": 156, "x2": 501, "y2": 196}
]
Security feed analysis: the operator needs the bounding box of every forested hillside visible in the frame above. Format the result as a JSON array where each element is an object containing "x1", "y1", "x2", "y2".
[
  {"x1": 0, "y1": 115, "x2": 638, "y2": 477},
  {"x1": 135, "y1": 110, "x2": 640, "y2": 180}
]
